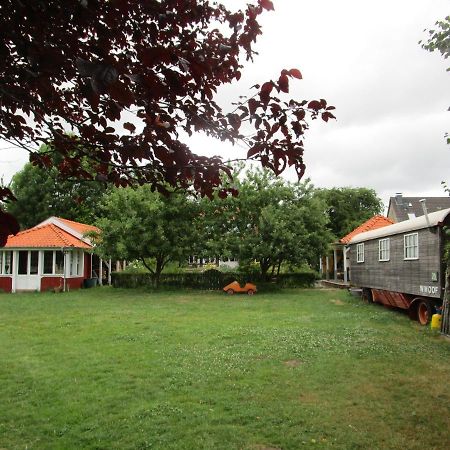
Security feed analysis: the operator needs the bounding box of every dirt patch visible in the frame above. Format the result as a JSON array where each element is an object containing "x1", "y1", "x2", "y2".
[
  {"x1": 330, "y1": 299, "x2": 345, "y2": 305},
  {"x1": 283, "y1": 359, "x2": 303, "y2": 367}
]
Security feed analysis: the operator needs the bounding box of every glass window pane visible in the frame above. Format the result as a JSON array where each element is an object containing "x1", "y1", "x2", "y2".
[
  {"x1": 18, "y1": 251, "x2": 28, "y2": 275},
  {"x1": 43, "y1": 251, "x2": 53, "y2": 274},
  {"x1": 55, "y1": 252, "x2": 64, "y2": 274},
  {"x1": 30, "y1": 251, "x2": 39, "y2": 275},
  {"x1": 70, "y1": 252, "x2": 77, "y2": 276},
  {"x1": 4, "y1": 252, "x2": 13, "y2": 275}
]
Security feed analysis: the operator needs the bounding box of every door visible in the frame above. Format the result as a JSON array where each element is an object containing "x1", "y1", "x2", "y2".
[{"x1": 15, "y1": 250, "x2": 41, "y2": 291}]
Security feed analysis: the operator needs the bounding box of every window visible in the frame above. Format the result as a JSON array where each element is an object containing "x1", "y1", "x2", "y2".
[
  {"x1": 356, "y1": 243, "x2": 364, "y2": 263},
  {"x1": 18, "y1": 251, "x2": 28, "y2": 275},
  {"x1": 70, "y1": 251, "x2": 83, "y2": 276},
  {"x1": 30, "y1": 251, "x2": 39, "y2": 275},
  {"x1": 17, "y1": 251, "x2": 40, "y2": 275},
  {"x1": 43, "y1": 251, "x2": 54, "y2": 274},
  {"x1": 404, "y1": 233, "x2": 418, "y2": 260},
  {"x1": 55, "y1": 252, "x2": 64, "y2": 274},
  {"x1": 379, "y1": 238, "x2": 390, "y2": 261},
  {"x1": 0, "y1": 251, "x2": 13, "y2": 275}
]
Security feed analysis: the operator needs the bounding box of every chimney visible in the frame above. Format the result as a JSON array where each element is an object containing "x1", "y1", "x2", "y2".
[
  {"x1": 419, "y1": 199, "x2": 431, "y2": 227},
  {"x1": 395, "y1": 193, "x2": 403, "y2": 205}
]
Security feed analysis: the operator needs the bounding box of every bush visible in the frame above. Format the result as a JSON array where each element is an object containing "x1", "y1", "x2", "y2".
[{"x1": 111, "y1": 269, "x2": 318, "y2": 290}]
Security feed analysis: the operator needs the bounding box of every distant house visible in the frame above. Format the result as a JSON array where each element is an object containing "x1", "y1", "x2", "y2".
[
  {"x1": 0, "y1": 217, "x2": 108, "y2": 293},
  {"x1": 387, "y1": 193, "x2": 450, "y2": 222},
  {"x1": 321, "y1": 215, "x2": 394, "y2": 284}
]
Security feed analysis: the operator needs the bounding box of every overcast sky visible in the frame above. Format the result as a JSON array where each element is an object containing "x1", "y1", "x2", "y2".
[{"x1": 1, "y1": 0, "x2": 448, "y2": 212}]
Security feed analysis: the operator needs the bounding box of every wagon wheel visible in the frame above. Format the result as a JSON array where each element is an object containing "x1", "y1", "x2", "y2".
[
  {"x1": 227, "y1": 289, "x2": 235, "y2": 295},
  {"x1": 417, "y1": 299, "x2": 433, "y2": 326},
  {"x1": 247, "y1": 289, "x2": 254, "y2": 296}
]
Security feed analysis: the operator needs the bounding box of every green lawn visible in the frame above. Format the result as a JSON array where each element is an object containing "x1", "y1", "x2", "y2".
[{"x1": 0, "y1": 287, "x2": 449, "y2": 450}]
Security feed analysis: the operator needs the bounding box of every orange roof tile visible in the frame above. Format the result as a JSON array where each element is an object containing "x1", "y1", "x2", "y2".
[
  {"x1": 54, "y1": 217, "x2": 100, "y2": 235},
  {"x1": 5, "y1": 224, "x2": 92, "y2": 249},
  {"x1": 340, "y1": 215, "x2": 395, "y2": 244}
]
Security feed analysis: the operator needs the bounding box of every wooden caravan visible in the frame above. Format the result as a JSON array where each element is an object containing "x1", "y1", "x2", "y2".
[{"x1": 348, "y1": 208, "x2": 450, "y2": 325}]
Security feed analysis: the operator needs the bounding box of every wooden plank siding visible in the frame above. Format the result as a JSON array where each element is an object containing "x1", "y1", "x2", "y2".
[{"x1": 350, "y1": 227, "x2": 443, "y2": 299}]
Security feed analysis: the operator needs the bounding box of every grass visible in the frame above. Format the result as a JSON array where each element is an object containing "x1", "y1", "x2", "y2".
[{"x1": 0, "y1": 287, "x2": 449, "y2": 450}]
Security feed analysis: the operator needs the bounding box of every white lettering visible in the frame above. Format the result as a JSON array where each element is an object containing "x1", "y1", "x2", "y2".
[{"x1": 419, "y1": 285, "x2": 438, "y2": 295}]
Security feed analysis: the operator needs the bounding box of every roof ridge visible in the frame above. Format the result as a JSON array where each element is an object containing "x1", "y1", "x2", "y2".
[{"x1": 50, "y1": 223, "x2": 79, "y2": 247}]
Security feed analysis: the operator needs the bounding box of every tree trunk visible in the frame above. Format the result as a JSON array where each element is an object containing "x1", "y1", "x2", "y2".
[
  {"x1": 276, "y1": 259, "x2": 282, "y2": 277},
  {"x1": 155, "y1": 256, "x2": 166, "y2": 289},
  {"x1": 442, "y1": 264, "x2": 450, "y2": 335},
  {"x1": 260, "y1": 258, "x2": 271, "y2": 281}
]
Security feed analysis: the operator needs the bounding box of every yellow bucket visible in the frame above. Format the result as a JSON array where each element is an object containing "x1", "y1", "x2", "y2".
[{"x1": 431, "y1": 313, "x2": 442, "y2": 330}]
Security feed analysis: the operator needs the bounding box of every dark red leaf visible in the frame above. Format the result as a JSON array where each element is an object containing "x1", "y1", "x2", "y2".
[
  {"x1": 124, "y1": 122, "x2": 136, "y2": 133},
  {"x1": 278, "y1": 74, "x2": 289, "y2": 93},
  {"x1": 259, "y1": 0, "x2": 275, "y2": 11},
  {"x1": 248, "y1": 98, "x2": 259, "y2": 116},
  {"x1": 308, "y1": 100, "x2": 322, "y2": 111},
  {"x1": 0, "y1": 211, "x2": 20, "y2": 237},
  {"x1": 260, "y1": 82, "x2": 273, "y2": 102},
  {"x1": 247, "y1": 145, "x2": 261, "y2": 158},
  {"x1": 289, "y1": 68, "x2": 303, "y2": 79}
]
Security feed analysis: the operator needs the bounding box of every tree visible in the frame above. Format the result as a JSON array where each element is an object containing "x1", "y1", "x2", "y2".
[
  {"x1": 7, "y1": 145, "x2": 108, "y2": 229},
  {"x1": 421, "y1": 17, "x2": 450, "y2": 334},
  {"x1": 199, "y1": 167, "x2": 332, "y2": 278},
  {"x1": 314, "y1": 187, "x2": 383, "y2": 240},
  {"x1": 93, "y1": 186, "x2": 197, "y2": 286},
  {"x1": 0, "y1": 0, "x2": 334, "y2": 241},
  {"x1": 420, "y1": 16, "x2": 450, "y2": 71}
]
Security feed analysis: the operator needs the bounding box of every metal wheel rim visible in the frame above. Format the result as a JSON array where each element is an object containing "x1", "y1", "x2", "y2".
[{"x1": 418, "y1": 303, "x2": 429, "y2": 325}]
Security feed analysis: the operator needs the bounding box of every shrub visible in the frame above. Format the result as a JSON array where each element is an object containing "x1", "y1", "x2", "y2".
[{"x1": 111, "y1": 269, "x2": 318, "y2": 290}]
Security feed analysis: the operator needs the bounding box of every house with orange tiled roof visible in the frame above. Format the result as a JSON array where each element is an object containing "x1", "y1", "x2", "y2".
[
  {"x1": 0, "y1": 217, "x2": 106, "y2": 293},
  {"x1": 320, "y1": 215, "x2": 394, "y2": 285}
]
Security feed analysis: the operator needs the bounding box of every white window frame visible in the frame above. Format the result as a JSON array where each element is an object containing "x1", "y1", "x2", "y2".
[
  {"x1": 70, "y1": 250, "x2": 84, "y2": 277},
  {"x1": 404, "y1": 233, "x2": 419, "y2": 260},
  {"x1": 0, "y1": 251, "x2": 13, "y2": 275},
  {"x1": 378, "y1": 238, "x2": 390, "y2": 262},
  {"x1": 356, "y1": 243, "x2": 364, "y2": 263}
]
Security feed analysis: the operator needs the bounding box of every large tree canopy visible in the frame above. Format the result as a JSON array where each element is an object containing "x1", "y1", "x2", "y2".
[
  {"x1": 7, "y1": 145, "x2": 107, "y2": 230},
  {"x1": 198, "y1": 167, "x2": 332, "y2": 278},
  {"x1": 0, "y1": 0, "x2": 334, "y2": 242},
  {"x1": 93, "y1": 186, "x2": 197, "y2": 285},
  {"x1": 314, "y1": 187, "x2": 383, "y2": 240}
]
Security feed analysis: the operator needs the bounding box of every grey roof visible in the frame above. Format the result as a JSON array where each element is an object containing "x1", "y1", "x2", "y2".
[
  {"x1": 349, "y1": 208, "x2": 450, "y2": 244},
  {"x1": 388, "y1": 195, "x2": 450, "y2": 222}
]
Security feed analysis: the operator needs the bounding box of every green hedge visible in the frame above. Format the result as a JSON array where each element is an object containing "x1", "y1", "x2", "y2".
[{"x1": 111, "y1": 269, "x2": 317, "y2": 290}]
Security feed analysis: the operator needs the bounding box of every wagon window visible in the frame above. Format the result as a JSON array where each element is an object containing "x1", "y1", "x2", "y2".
[
  {"x1": 356, "y1": 243, "x2": 364, "y2": 263},
  {"x1": 404, "y1": 233, "x2": 418, "y2": 260},
  {"x1": 379, "y1": 238, "x2": 390, "y2": 261}
]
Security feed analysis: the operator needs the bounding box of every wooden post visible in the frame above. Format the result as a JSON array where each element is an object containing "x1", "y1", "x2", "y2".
[
  {"x1": 333, "y1": 249, "x2": 338, "y2": 281},
  {"x1": 99, "y1": 258, "x2": 103, "y2": 286},
  {"x1": 325, "y1": 256, "x2": 330, "y2": 280},
  {"x1": 343, "y1": 247, "x2": 349, "y2": 284},
  {"x1": 442, "y1": 265, "x2": 450, "y2": 335}
]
